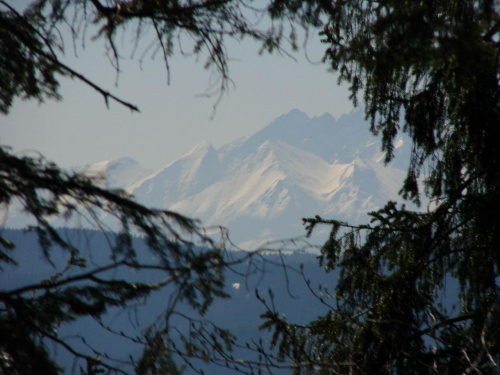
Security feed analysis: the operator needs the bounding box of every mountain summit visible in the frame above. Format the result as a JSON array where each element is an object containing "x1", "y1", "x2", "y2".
[
  {"x1": 127, "y1": 109, "x2": 414, "y2": 247},
  {"x1": 2, "y1": 109, "x2": 415, "y2": 248}
]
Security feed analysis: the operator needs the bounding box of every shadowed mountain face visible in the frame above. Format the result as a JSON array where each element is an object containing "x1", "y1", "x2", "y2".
[{"x1": 2, "y1": 109, "x2": 416, "y2": 248}]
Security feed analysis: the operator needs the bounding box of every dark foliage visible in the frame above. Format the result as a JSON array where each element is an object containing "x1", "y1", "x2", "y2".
[
  {"x1": 1, "y1": 227, "x2": 335, "y2": 375},
  {"x1": 261, "y1": 1, "x2": 500, "y2": 374},
  {"x1": 4, "y1": 0, "x2": 499, "y2": 374},
  {"x1": 0, "y1": 0, "x2": 323, "y2": 113},
  {"x1": 0, "y1": 147, "x2": 235, "y2": 374},
  {"x1": 0, "y1": 1, "x2": 325, "y2": 373}
]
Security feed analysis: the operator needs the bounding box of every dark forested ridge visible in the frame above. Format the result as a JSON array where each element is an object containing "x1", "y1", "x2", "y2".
[
  {"x1": 0, "y1": 228, "x2": 333, "y2": 374},
  {"x1": 1, "y1": 227, "x2": 464, "y2": 374}
]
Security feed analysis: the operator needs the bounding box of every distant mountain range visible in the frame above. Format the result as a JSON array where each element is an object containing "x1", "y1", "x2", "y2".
[
  {"x1": 2, "y1": 108, "x2": 418, "y2": 248},
  {"x1": 1, "y1": 109, "x2": 425, "y2": 373}
]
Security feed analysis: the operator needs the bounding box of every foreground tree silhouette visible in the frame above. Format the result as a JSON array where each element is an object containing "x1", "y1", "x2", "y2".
[
  {"x1": 260, "y1": 1, "x2": 500, "y2": 374},
  {"x1": 0, "y1": 148, "x2": 233, "y2": 374},
  {"x1": 4, "y1": 1, "x2": 499, "y2": 374},
  {"x1": 0, "y1": 0, "x2": 324, "y2": 373}
]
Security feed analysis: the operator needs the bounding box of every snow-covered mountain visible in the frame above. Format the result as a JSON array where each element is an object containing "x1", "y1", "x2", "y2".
[
  {"x1": 103, "y1": 108, "x2": 414, "y2": 247},
  {"x1": 128, "y1": 142, "x2": 224, "y2": 209},
  {"x1": 2, "y1": 109, "x2": 417, "y2": 248},
  {"x1": 77, "y1": 157, "x2": 153, "y2": 189}
]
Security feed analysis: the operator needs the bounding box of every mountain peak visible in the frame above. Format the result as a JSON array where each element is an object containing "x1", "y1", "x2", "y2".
[
  {"x1": 79, "y1": 157, "x2": 152, "y2": 189},
  {"x1": 277, "y1": 108, "x2": 309, "y2": 121},
  {"x1": 263, "y1": 109, "x2": 310, "y2": 133},
  {"x1": 151, "y1": 141, "x2": 217, "y2": 175},
  {"x1": 311, "y1": 112, "x2": 336, "y2": 124},
  {"x1": 184, "y1": 141, "x2": 214, "y2": 157},
  {"x1": 82, "y1": 157, "x2": 139, "y2": 171},
  {"x1": 3, "y1": 108, "x2": 416, "y2": 247}
]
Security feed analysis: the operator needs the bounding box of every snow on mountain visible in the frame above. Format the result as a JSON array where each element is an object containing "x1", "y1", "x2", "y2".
[
  {"x1": 0, "y1": 157, "x2": 153, "y2": 229},
  {"x1": 122, "y1": 109, "x2": 415, "y2": 247},
  {"x1": 2, "y1": 109, "x2": 418, "y2": 248},
  {"x1": 128, "y1": 142, "x2": 224, "y2": 209},
  {"x1": 218, "y1": 108, "x2": 410, "y2": 169},
  {"x1": 166, "y1": 140, "x2": 410, "y2": 247},
  {"x1": 78, "y1": 157, "x2": 153, "y2": 189}
]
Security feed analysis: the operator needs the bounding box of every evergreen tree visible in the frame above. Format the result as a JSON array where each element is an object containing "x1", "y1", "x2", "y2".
[
  {"x1": 0, "y1": 145, "x2": 239, "y2": 374},
  {"x1": 0, "y1": 1, "x2": 320, "y2": 373},
  {"x1": 261, "y1": 1, "x2": 500, "y2": 374}
]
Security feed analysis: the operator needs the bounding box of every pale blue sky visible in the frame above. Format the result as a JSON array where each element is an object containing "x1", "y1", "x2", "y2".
[{"x1": 0, "y1": 18, "x2": 354, "y2": 171}]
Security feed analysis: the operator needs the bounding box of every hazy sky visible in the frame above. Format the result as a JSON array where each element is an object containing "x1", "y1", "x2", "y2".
[{"x1": 0, "y1": 16, "x2": 354, "y2": 171}]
